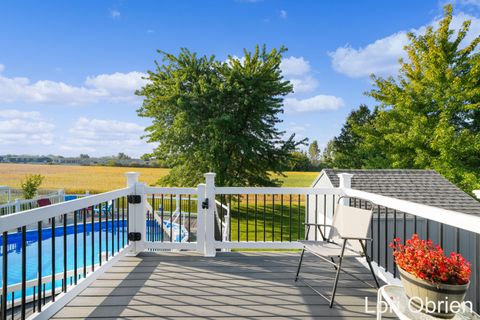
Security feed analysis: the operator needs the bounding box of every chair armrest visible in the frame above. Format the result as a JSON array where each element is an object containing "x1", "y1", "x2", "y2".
[
  {"x1": 340, "y1": 236, "x2": 372, "y2": 241},
  {"x1": 305, "y1": 223, "x2": 333, "y2": 228}
]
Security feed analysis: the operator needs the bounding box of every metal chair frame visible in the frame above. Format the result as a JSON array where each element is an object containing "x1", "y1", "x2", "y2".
[{"x1": 295, "y1": 196, "x2": 380, "y2": 308}]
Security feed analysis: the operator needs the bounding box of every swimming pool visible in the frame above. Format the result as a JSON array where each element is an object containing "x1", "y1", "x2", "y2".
[{"x1": 0, "y1": 220, "x2": 128, "y2": 301}]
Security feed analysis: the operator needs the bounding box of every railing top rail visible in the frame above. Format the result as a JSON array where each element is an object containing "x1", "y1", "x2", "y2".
[
  {"x1": 215, "y1": 187, "x2": 342, "y2": 195},
  {"x1": 0, "y1": 186, "x2": 134, "y2": 233},
  {"x1": 342, "y1": 187, "x2": 480, "y2": 235},
  {"x1": 145, "y1": 186, "x2": 198, "y2": 195}
]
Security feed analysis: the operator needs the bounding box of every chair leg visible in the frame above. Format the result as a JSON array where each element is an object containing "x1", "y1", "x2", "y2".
[
  {"x1": 330, "y1": 257, "x2": 337, "y2": 270},
  {"x1": 360, "y1": 240, "x2": 380, "y2": 288},
  {"x1": 329, "y1": 241, "x2": 347, "y2": 308},
  {"x1": 295, "y1": 247, "x2": 305, "y2": 281}
]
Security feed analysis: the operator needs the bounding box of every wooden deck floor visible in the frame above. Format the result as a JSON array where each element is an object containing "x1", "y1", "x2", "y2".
[{"x1": 52, "y1": 251, "x2": 389, "y2": 319}]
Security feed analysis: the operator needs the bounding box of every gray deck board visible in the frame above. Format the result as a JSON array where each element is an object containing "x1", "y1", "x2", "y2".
[{"x1": 52, "y1": 251, "x2": 390, "y2": 319}]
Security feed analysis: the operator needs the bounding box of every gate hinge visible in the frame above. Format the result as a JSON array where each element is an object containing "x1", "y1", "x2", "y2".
[
  {"x1": 202, "y1": 198, "x2": 209, "y2": 209},
  {"x1": 127, "y1": 195, "x2": 142, "y2": 204},
  {"x1": 128, "y1": 232, "x2": 141, "y2": 241}
]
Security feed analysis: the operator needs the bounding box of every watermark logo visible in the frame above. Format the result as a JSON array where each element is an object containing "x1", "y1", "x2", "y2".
[{"x1": 365, "y1": 296, "x2": 473, "y2": 315}]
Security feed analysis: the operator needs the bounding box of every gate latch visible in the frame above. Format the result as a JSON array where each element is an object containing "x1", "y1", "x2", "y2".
[
  {"x1": 202, "y1": 198, "x2": 209, "y2": 209},
  {"x1": 128, "y1": 232, "x2": 141, "y2": 241},
  {"x1": 127, "y1": 195, "x2": 141, "y2": 204}
]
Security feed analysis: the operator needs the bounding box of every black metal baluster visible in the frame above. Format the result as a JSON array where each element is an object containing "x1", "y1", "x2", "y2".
[
  {"x1": 272, "y1": 195, "x2": 275, "y2": 241},
  {"x1": 403, "y1": 212, "x2": 407, "y2": 245},
  {"x1": 170, "y1": 195, "x2": 173, "y2": 242},
  {"x1": 229, "y1": 195, "x2": 232, "y2": 242},
  {"x1": 37, "y1": 221, "x2": 42, "y2": 312},
  {"x1": 237, "y1": 195, "x2": 240, "y2": 242},
  {"x1": 111, "y1": 200, "x2": 115, "y2": 255},
  {"x1": 188, "y1": 195, "x2": 191, "y2": 243},
  {"x1": 160, "y1": 195, "x2": 164, "y2": 242},
  {"x1": 220, "y1": 195, "x2": 224, "y2": 241},
  {"x1": 52, "y1": 217, "x2": 56, "y2": 301},
  {"x1": 385, "y1": 208, "x2": 388, "y2": 272},
  {"x1": 254, "y1": 195, "x2": 257, "y2": 242},
  {"x1": 297, "y1": 195, "x2": 301, "y2": 241},
  {"x1": 314, "y1": 195, "x2": 318, "y2": 241},
  {"x1": 83, "y1": 209, "x2": 86, "y2": 278},
  {"x1": 1, "y1": 232, "x2": 7, "y2": 320},
  {"x1": 105, "y1": 202, "x2": 109, "y2": 260},
  {"x1": 126, "y1": 198, "x2": 130, "y2": 244},
  {"x1": 426, "y1": 219, "x2": 429, "y2": 240},
  {"x1": 42, "y1": 283, "x2": 45, "y2": 305},
  {"x1": 116, "y1": 199, "x2": 120, "y2": 252},
  {"x1": 246, "y1": 195, "x2": 249, "y2": 242},
  {"x1": 122, "y1": 198, "x2": 125, "y2": 247},
  {"x1": 91, "y1": 205, "x2": 95, "y2": 272},
  {"x1": 289, "y1": 195, "x2": 292, "y2": 242},
  {"x1": 63, "y1": 213, "x2": 67, "y2": 292},
  {"x1": 99, "y1": 205, "x2": 102, "y2": 266},
  {"x1": 22, "y1": 226, "x2": 27, "y2": 318},
  {"x1": 393, "y1": 210, "x2": 397, "y2": 277},
  {"x1": 323, "y1": 195, "x2": 327, "y2": 239},
  {"x1": 179, "y1": 195, "x2": 182, "y2": 242},
  {"x1": 439, "y1": 223, "x2": 444, "y2": 248},
  {"x1": 74, "y1": 211, "x2": 78, "y2": 285},
  {"x1": 414, "y1": 215, "x2": 417, "y2": 234},
  {"x1": 33, "y1": 286, "x2": 36, "y2": 313},
  {"x1": 455, "y1": 227, "x2": 460, "y2": 253},
  {"x1": 263, "y1": 195, "x2": 266, "y2": 242},
  {"x1": 305, "y1": 195, "x2": 309, "y2": 240},
  {"x1": 370, "y1": 206, "x2": 374, "y2": 257},
  {"x1": 152, "y1": 195, "x2": 155, "y2": 242},
  {"x1": 376, "y1": 206, "x2": 381, "y2": 265},
  {"x1": 280, "y1": 194, "x2": 283, "y2": 242}
]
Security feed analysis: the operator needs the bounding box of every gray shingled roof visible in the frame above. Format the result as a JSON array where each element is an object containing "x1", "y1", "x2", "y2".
[{"x1": 321, "y1": 169, "x2": 480, "y2": 216}]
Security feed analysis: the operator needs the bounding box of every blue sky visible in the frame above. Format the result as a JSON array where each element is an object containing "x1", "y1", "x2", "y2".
[{"x1": 1, "y1": 0, "x2": 479, "y2": 157}]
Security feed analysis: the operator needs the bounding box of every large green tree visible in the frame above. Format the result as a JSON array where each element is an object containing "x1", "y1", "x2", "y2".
[
  {"x1": 326, "y1": 5, "x2": 479, "y2": 192},
  {"x1": 137, "y1": 46, "x2": 304, "y2": 186},
  {"x1": 368, "y1": 4, "x2": 479, "y2": 191}
]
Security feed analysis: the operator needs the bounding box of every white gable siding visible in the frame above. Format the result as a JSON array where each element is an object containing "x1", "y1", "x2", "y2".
[{"x1": 307, "y1": 171, "x2": 337, "y2": 240}]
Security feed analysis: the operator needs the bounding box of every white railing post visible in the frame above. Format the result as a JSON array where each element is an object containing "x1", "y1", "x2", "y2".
[
  {"x1": 196, "y1": 184, "x2": 206, "y2": 255},
  {"x1": 337, "y1": 173, "x2": 353, "y2": 206},
  {"x1": 58, "y1": 189, "x2": 65, "y2": 203},
  {"x1": 125, "y1": 172, "x2": 146, "y2": 255},
  {"x1": 204, "y1": 172, "x2": 216, "y2": 257},
  {"x1": 14, "y1": 198, "x2": 20, "y2": 213}
]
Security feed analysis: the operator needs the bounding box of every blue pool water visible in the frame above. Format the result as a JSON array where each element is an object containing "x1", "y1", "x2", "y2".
[{"x1": 0, "y1": 220, "x2": 129, "y2": 301}]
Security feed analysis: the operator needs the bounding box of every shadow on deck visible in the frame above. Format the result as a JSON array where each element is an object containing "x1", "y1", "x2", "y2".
[{"x1": 52, "y1": 251, "x2": 389, "y2": 319}]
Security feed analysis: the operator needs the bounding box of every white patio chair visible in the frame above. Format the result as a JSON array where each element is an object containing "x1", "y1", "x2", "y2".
[{"x1": 295, "y1": 196, "x2": 379, "y2": 308}]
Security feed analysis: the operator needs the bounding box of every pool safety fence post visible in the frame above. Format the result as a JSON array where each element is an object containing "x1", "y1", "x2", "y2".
[{"x1": 125, "y1": 172, "x2": 147, "y2": 256}]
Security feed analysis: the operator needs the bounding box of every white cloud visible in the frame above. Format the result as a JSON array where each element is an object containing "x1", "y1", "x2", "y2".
[
  {"x1": 0, "y1": 64, "x2": 4, "y2": 73},
  {"x1": 452, "y1": 0, "x2": 480, "y2": 7},
  {"x1": 280, "y1": 10, "x2": 288, "y2": 19},
  {"x1": 289, "y1": 76, "x2": 318, "y2": 94},
  {"x1": 284, "y1": 95, "x2": 344, "y2": 113},
  {"x1": 280, "y1": 56, "x2": 318, "y2": 93},
  {"x1": 329, "y1": 13, "x2": 480, "y2": 78},
  {"x1": 110, "y1": 9, "x2": 121, "y2": 18},
  {"x1": 64, "y1": 117, "x2": 152, "y2": 157},
  {"x1": 0, "y1": 109, "x2": 55, "y2": 145},
  {"x1": 0, "y1": 69, "x2": 148, "y2": 105},
  {"x1": 280, "y1": 56, "x2": 311, "y2": 76}
]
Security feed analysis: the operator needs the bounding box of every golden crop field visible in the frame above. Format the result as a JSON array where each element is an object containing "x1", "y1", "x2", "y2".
[{"x1": 0, "y1": 164, "x2": 318, "y2": 194}]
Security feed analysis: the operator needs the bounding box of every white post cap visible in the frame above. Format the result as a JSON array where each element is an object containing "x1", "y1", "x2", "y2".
[
  {"x1": 125, "y1": 172, "x2": 140, "y2": 187},
  {"x1": 337, "y1": 173, "x2": 354, "y2": 188}
]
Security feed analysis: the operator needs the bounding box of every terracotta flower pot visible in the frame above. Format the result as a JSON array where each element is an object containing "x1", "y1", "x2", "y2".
[{"x1": 398, "y1": 267, "x2": 470, "y2": 319}]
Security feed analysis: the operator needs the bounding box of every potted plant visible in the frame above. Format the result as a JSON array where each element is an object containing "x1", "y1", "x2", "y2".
[{"x1": 390, "y1": 234, "x2": 471, "y2": 318}]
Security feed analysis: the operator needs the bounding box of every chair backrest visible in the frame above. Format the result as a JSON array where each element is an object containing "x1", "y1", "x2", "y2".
[
  {"x1": 328, "y1": 203, "x2": 373, "y2": 252},
  {"x1": 37, "y1": 198, "x2": 52, "y2": 207}
]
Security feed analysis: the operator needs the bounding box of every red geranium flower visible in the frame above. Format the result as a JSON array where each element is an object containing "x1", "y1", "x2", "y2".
[{"x1": 390, "y1": 234, "x2": 471, "y2": 285}]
